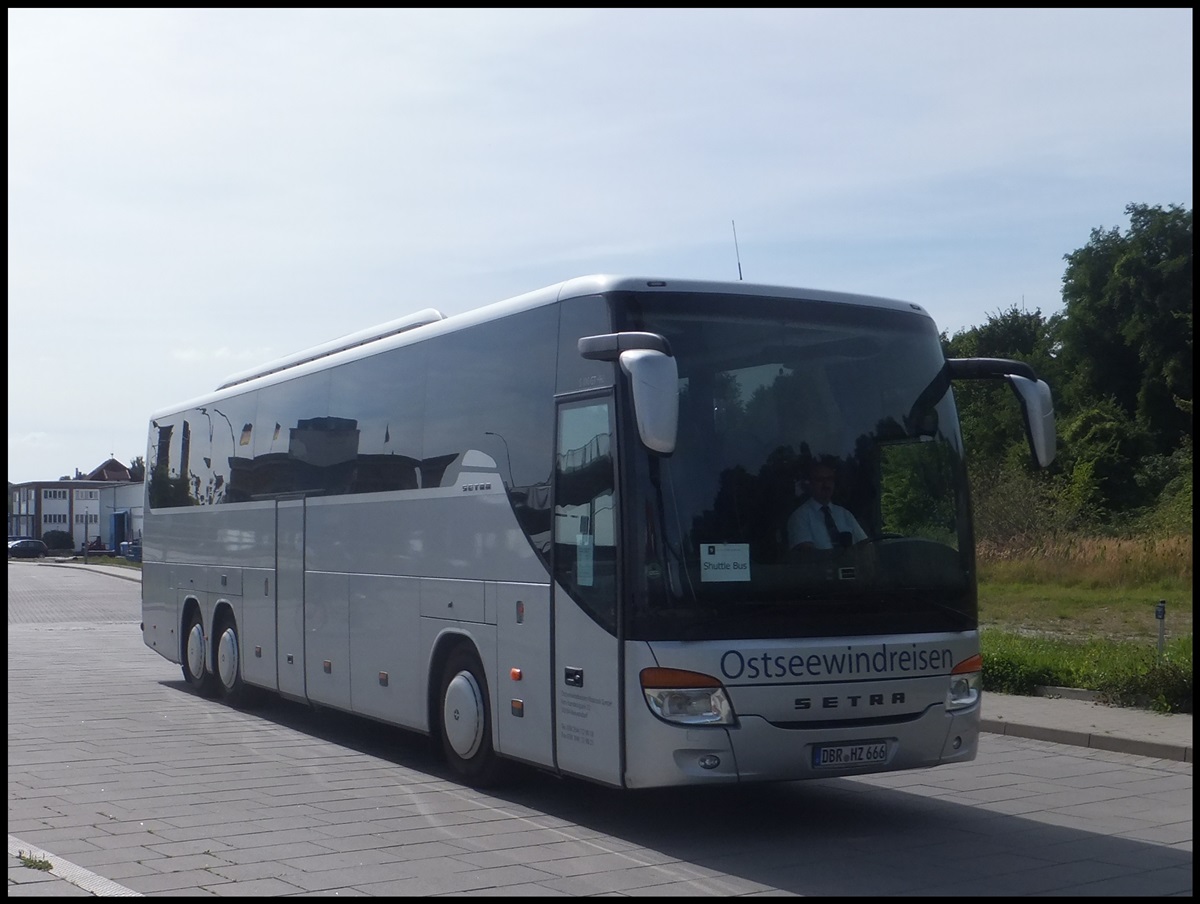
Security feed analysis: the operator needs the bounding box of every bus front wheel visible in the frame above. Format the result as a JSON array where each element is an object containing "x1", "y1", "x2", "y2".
[
  {"x1": 437, "y1": 645, "x2": 502, "y2": 787},
  {"x1": 181, "y1": 609, "x2": 217, "y2": 696}
]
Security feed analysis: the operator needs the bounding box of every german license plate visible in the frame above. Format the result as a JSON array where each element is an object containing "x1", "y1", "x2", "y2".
[{"x1": 812, "y1": 740, "x2": 888, "y2": 768}]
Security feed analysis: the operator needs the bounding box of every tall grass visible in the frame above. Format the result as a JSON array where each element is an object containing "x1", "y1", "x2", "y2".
[{"x1": 978, "y1": 533, "x2": 1192, "y2": 590}]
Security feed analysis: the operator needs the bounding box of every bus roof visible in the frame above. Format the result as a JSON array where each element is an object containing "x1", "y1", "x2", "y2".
[{"x1": 154, "y1": 275, "x2": 930, "y2": 419}]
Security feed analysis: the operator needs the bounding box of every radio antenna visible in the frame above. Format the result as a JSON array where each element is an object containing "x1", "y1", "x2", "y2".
[{"x1": 731, "y1": 219, "x2": 743, "y2": 280}]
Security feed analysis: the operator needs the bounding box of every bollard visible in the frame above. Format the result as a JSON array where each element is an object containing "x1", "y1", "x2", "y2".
[{"x1": 1155, "y1": 599, "x2": 1166, "y2": 659}]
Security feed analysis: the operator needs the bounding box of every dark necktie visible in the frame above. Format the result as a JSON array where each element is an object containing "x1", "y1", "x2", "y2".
[{"x1": 821, "y1": 505, "x2": 841, "y2": 547}]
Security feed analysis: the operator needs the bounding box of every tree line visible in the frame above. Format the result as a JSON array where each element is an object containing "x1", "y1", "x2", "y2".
[{"x1": 943, "y1": 203, "x2": 1192, "y2": 544}]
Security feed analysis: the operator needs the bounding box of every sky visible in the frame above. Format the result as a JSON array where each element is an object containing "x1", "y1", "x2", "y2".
[{"x1": 7, "y1": 8, "x2": 1193, "y2": 486}]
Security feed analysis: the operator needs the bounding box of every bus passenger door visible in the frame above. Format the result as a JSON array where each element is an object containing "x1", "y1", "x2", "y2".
[
  {"x1": 276, "y1": 496, "x2": 307, "y2": 700},
  {"x1": 552, "y1": 395, "x2": 624, "y2": 787}
]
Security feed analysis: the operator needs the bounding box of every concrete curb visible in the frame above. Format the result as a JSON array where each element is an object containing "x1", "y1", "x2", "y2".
[
  {"x1": 36, "y1": 560, "x2": 142, "y2": 584},
  {"x1": 979, "y1": 717, "x2": 1192, "y2": 763}
]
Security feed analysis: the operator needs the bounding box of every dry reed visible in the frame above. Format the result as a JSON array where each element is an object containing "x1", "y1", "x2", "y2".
[{"x1": 977, "y1": 533, "x2": 1193, "y2": 588}]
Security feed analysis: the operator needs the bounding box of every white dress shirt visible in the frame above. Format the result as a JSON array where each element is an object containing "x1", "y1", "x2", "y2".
[{"x1": 787, "y1": 497, "x2": 867, "y2": 550}]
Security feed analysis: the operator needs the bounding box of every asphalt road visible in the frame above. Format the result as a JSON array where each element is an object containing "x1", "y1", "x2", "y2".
[{"x1": 8, "y1": 562, "x2": 1193, "y2": 896}]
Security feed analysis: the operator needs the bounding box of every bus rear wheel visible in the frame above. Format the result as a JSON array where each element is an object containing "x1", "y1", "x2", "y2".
[
  {"x1": 437, "y1": 644, "x2": 502, "y2": 787},
  {"x1": 215, "y1": 615, "x2": 253, "y2": 707},
  {"x1": 181, "y1": 609, "x2": 217, "y2": 696}
]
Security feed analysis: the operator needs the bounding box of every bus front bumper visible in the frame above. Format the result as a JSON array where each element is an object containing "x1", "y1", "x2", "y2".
[{"x1": 623, "y1": 703, "x2": 978, "y2": 788}]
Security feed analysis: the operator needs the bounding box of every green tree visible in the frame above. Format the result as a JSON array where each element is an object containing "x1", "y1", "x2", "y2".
[
  {"x1": 953, "y1": 204, "x2": 1193, "y2": 526},
  {"x1": 1057, "y1": 398, "x2": 1150, "y2": 514},
  {"x1": 1057, "y1": 203, "x2": 1193, "y2": 456}
]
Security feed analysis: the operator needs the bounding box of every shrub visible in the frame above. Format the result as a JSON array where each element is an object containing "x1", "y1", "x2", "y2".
[
  {"x1": 980, "y1": 633, "x2": 1060, "y2": 695},
  {"x1": 41, "y1": 529, "x2": 73, "y2": 550},
  {"x1": 1091, "y1": 643, "x2": 1194, "y2": 713},
  {"x1": 982, "y1": 630, "x2": 1193, "y2": 714}
]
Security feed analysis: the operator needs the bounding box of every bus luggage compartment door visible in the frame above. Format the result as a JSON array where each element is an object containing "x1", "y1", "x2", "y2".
[{"x1": 276, "y1": 498, "x2": 307, "y2": 700}]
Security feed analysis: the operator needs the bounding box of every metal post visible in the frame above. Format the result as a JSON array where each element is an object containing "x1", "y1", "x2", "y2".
[{"x1": 1155, "y1": 599, "x2": 1166, "y2": 659}]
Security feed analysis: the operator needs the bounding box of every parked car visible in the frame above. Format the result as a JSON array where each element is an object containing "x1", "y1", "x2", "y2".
[{"x1": 8, "y1": 538, "x2": 49, "y2": 558}]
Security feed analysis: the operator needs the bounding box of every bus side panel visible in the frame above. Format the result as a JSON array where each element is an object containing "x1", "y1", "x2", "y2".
[
  {"x1": 173, "y1": 565, "x2": 208, "y2": 649},
  {"x1": 173, "y1": 562, "x2": 205, "y2": 601},
  {"x1": 349, "y1": 573, "x2": 423, "y2": 726},
  {"x1": 141, "y1": 561, "x2": 177, "y2": 663},
  {"x1": 240, "y1": 567, "x2": 277, "y2": 691},
  {"x1": 305, "y1": 570, "x2": 351, "y2": 709},
  {"x1": 172, "y1": 564, "x2": 210, "y2": 670},
  {"x1": 552, "y1": 584, "x2": 623, "y2": 787},
  {"x1": 305, "y1": 492, "x2": 548, "y2": 587},
  {"x1": 276, "y1": 499, "x2": 307, "y2": 700},
  {"x1": 493, "y1": 581, "x2": 553, "y2": 767}
]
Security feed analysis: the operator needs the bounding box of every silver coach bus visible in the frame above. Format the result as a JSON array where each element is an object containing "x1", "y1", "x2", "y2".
[{"x1": 140, "y1": 275, "x2": 1055, "y2": 789}]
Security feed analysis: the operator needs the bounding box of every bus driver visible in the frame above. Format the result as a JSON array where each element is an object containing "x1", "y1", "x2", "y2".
[{"x1": 787, "y1": 460, "x2": 867, "y2": 553}]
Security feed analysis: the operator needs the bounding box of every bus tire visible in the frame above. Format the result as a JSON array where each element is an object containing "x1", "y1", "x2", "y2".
[
  {"x1": 214, "y1": 614, "x2": 253, "y2": 707},
  {"x1": 437, "y1": 644, "x2": 502, "y2": 787},
  {"x1": 181, "y1": 609, "x2": 217, "y2": 696}
]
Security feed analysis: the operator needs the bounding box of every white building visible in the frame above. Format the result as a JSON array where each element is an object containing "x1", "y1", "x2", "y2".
[{"x1": 8, "y1": 458, "x2": 143, "y2": 551}]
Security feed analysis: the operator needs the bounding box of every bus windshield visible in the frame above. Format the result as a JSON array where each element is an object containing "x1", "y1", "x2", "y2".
[{"x1": 617, "y1": 291, "x2": 975, "y2": 641}]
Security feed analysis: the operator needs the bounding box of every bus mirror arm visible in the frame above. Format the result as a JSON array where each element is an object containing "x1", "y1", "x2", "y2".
[
  {"x1": 578, "y1": 332, "x2": 672, "y2": 360},
  {"x1": 945, "y1": 357, "x2": 1036, "y2": 381},
  {"x1": 946, "y1": 357, "x2": 1056, "y2": 469}
]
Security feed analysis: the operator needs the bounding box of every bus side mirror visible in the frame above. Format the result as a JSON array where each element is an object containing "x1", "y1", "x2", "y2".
[
  {"x1": 1006, "y1": 374, "x2": 1056, "y2": 468},
  {"x1": 946, "y1": 357, "x2": 1057, "y2": 470},
  {"x1": 619, "y1": 349, "x2": 678, "y2": 455},
  {"x1": 579, "y1": 331, "x2": 678, "y2": 455}
]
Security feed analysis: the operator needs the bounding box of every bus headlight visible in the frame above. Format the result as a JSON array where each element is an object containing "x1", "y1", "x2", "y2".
[
  {"x1": 947, "y1": 653, "x2": 982, "y2": 711},
  {"x1": 640, "y1": 668, "x2": 736, "y2": 726}
]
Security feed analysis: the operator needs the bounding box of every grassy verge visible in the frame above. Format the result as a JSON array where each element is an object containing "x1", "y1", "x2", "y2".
[
  {"x1": 979, "y1": 533, "x2": 1193, "y2": 713},
  {"x1": 64, "y1": 553, "x2": 142, "y2": 570},
  {"x1": 981, "y1": 631, "x2": 1192, "y2": 713}
]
